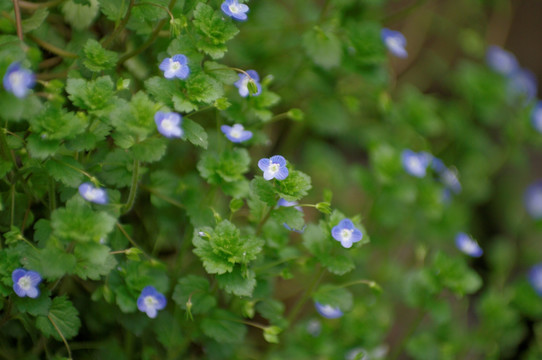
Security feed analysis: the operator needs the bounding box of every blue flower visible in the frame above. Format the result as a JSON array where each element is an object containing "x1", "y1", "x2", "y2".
[
  {"x1": 440, "y1": 168, "x2": 462, "y2": 194},
  {"x1": 314, "y1": 301, "x2": 343, "y2": 319},
  {"x1": 525, "y1": 182, "x2": 542, "y2": 219},
  {"x1": 3, "y1": 62, "x2": 35, "y2": 98},
  {"x1": 331, "y1": 218, "x2": 363, "y2": 249},
  {"x1": 486, "y1": 45, "x2": 519, "y2": 75},
  {"x1": 306, "y1": 319, "x2": 321, "y2": 337},
  {"x1": 79, "y1": 182, "x2": 108, "y2": 204},
  {"x1": 528, "y1": 264, "x2": 542, "y2": 296},
  {"x1": 277, "y1": 198, "x2": 305, "y2": 233},
  {"x1": 234, "y1": 70, "x2": 262, "y2": 97},
  {"x1": 155, "y1": 111, "x2": 183, "y2": 138},
  {"x1": 258, "y1": 155, "x2": 289, "y2": 180},
  {"x1": 221, "y1": 0, "x2": 249, "y2": 21},
  {"x1": 381, "y1": 28, "x2": 407, "y2": 58},
  {"x1": 531, "y1": 101, "x2": 542, "y2": 133},
  {"x1": 455, "y1": 232, "x2": 483, "y2": 257},
  {"x1": 137, "y1": 286, "x2": 167, "y2": 318},
  {"x1": 12, "y1": 268, "x2": 42, "y2": 298},
  {"x1": 159, "y1": 54, "x2": 189, "y2": 80},
  {"x1": 401, "y1": 149, "x2": 430, "y2": 178},
  {"x1": 221, "y1": 124, "x2": 253, "y2": 143},
  {"x1": 508, "y1": 68, "x2": 537, "y2": 102}
]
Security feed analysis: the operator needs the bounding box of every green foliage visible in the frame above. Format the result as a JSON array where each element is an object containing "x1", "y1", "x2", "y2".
[
  {"x1": 82, "y1": 39, "x2": 119, "y2": 72},
  {"x1": 36, "y1": 296, "x2": 81, "y2": 340}
]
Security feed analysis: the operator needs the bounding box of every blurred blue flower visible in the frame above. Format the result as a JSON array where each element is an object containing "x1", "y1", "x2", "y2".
[
  {"x1": 508, "y1": 68, "x2": 537, "y2": 102},
  {"x1": 277, "y1": 198, "x2": 305, "y2": 233},
  {"x1": 455, "y1": 233, "x2": 483, "y2": 257},
  {"x1": 137, "y1": 286, "x2": 167, "y2": 318},
  {"x1": 258, "y1": 155, "x2": 289, "y2": 180},
  {"x1": 401, "y1": 149, "x2": 430, "y2": 178},
  {"x1": 531, "y1": 101, "x2": 542, "y2": 133},
  {"x1": 234, "y1": 70, "x2": 262, "y2": 97},
  {"x1": 155, "y1": 111, "x2": 183, "y2": 138},
  {"x1": 79, "y1": 182, "x2": 108, "y2": 204},
  {"x1": 306, "y1": 319, "x2": 321, "y2": 337},
  {"x1": 314, "y1": 301, "x2": 343, "y2": 319},
  {"x1": 381, "y1": 28, "x2": 407, "y2": 58},
  {"x1": 486, "y1": 45, "x2": 519, "y2": 75},
  {"x1": 525, "y1": 182, "x2": 542, "y2": 219},
  {"x1": 221, "y1": 124, "x2": 253, "y2": 143},
  {"x1": 528, "y1": 264, "x2": 542, "y2": 296},
  {"x1": 332, "y1": 218, "x2": 363, "y2": 248},
  {"x1": 12, "y1": 269, "x2": 42, "y2": 298},
  {"x1": 3, "y1": 62, "x2": 35, "y2": 98},
  {"x1": 440, "y1": 168, "x2": 462, "y2": 194},
  {"x1": 221, "y1": 0, "x2": 249, "y2": 21},
  {"x1": 159, "y1": 54, "x2": 189, "y2": 80}
]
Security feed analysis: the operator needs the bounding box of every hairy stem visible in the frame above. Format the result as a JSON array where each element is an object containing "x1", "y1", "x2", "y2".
[
  {"x1": 102, "y1": 0, "x2": 136, "y2": 48},
  {"x1": 122, "y1": 159, "x2": 139, "y2": 214},
  {"x1": 48, "y1": 314, "x2": 72, "y2": 360}
]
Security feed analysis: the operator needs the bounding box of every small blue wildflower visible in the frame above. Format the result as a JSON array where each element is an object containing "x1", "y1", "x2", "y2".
[
  {"x1": 79, "y1": 182, "x2": 108, "y2": 204},
  {"x1": 155, "y1": 111, "x2": 183, "y2": 138},
  {"x1": 381, "y1": 28, "x2": 407, "y2": 58},
  {"x1": 277, "y1": 198, "x2": 305, "y2": 233},
  {"x1": 430, "y1": 156, "x2": 446, "y2": 173},
  {"x1": 401, "y1": 149, "x2": 430, "y2": 178},
  {"x1": 525, "y1": 181, "x2": 542, "y2": 219},
  {"x1": 234, "y1": 70, "x2": 262, "y2": 97},
  {"x1": 12, "y1": 268, "x2": 42, "y2": 298},
  {"x1": 314, "y1": 301, "x2": 343, "y2": 319},
  {"x1": 137, "y1": 286, "x2": 167, "y2": 318},
  {"x1": 440, "y1": 168, "x2": 462, "y2": 194},
  {"x1": 331, "y1": 218, "x2": 363, "y2": 249},
  {"x1": 221, "y1": 0, "x2": 249, "y2": 21},
  {"x1": 306, "y1": 319, "x2": 321, "y2": 337},
  {"x1": 258, "y1": 155, "x2": 289, "y2": 181},
  {"x1": 531, "y1": 101, "x2": 542, "y2": 133},
  {"x1": 486, "y1": 45, "x2": 519, "y2": 75},
  {"x1": 221, "y1": 124, "x2": 253, "y2": 143},
  {"x1": 455, "y1": 232, "x2": 483, "y2": 257},
  {"x1": 528, "y1": 264, "x2": 542, "y2": 296},
  {"x1": 508, "y1": 68, "x2": 537, "y2": 102},
  {"x1": 3, "y1": 62, "x2": 35, "y2": 98},
  {"x1": 159, "y1": 54, "x2": 189, "y2": 80}
]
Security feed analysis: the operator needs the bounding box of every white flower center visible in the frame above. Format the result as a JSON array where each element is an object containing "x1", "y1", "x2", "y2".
[
  {"x1": 18, "y1": 276, "x2": 32, "y2": 291},
  {"x1": 9, "y1": 72, "x2": 23, "y2": 87},
  {"x1": 229, "y1": 4, "x2": 240, "y2": 13},
  {"x1": 461, "y1": 239, "x2": 478, "y2": 254},
  {"x1": 171, "y1": 61, "x2": 181, "y2": 71},
  {"x1": 407, "y1": 157, "x2": 424, "y2": 174},
  {"x1": 162, "y1": 118, "x2": 175, "y2": 131},
  {"x1": 341, "y1": 228, "x2": 353, "y2": 241},
  {"x1": 269, "y1": 162, "x2": 280, "y2": 175},
  {"x1": 85, "y1": 189, "x2": 100, "y2": 201},
  {"x1": 144, "y1": 296, "x2": 158, "y2": 308},
  {"x1": 230, "y1": 128, "x2": 242, "y2": 138}
]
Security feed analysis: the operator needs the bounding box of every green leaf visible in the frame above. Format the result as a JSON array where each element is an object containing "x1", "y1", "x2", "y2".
[
  {"x1": 183, "y1": 118, "x2": 208, "y2": 149},
  {"x1": 172, "y1": 275, "x2": 216, "y2": 315},
  {"x1": 193, "y1": 3, "x2": 239, "y2": 59},
  {"x1": 101, "y1": 148, "x2": 134, "y2": 187},
  {"x1": 302, "y1": 26, "x2": 342, "y2": 69},
  {"x1": 13, "y1": 290, "x2": 52, "y2": 316},
  {"x1": 30, "y1": 103, "x2": 87, "y2": 140},
  {"x1": 45, "y1": 157, "x2": 85, "y2": 187},
  {"x1": 201, "y1": 309, "x2": 246, "y2": 343},
  {"x1": 61, "y1": 0, "x2": 100, "y2": 31},
  {"x1": 74, "y1": 242, "x2": 117, "y2": 280},
  {"x1": 185, "y1": 73, "x2": 224, "y2": 104},
  {"x1": 66, "y1": 76, "x2": 115, "y2": 111},
  {"x1": 198, "y1": 148, "x2": 250, "y2": 185},
  {"x1": 272, "y1": 206, "x2": 305, "y2": 232},
  {"x1": 204, "y1": 61, "x2": 238, "y2": 84},
  {"x1": 98, "y1": 0, "x2": 128, "y2": 21},
  {"x1": 275, "y1": 170, "x2": 312, "y2": 202},
  {"x1": 431, "y1": 252, "x2": 483, "y2": 296},
  {"x1": 22, "y1": 246, "x2": 77, "y2": 281},
  {"x1": 36, "y1": 296, "x2": 81, "y2": 340},
  {"x1": 132, "y1": 137, "x2": 168, "y2": 163},
  {"x1": 22, "y1": 8, "x2": 49, "y2": 33},
  {"x1": 263, "y1": 326, "x2": 282, "y2": 343},
  {"x1": 313, "y1": 284, "x2": 353, "y2": 311},
  {"x1": 109, "y1": 91, "x2": 157, "y2": 140},
  {"x1": 216, "y1": 268, "x2": 256, "y2": 297},
  {"x1": 51, "y1": 197, "x2": 117, "y2": 243},
  {"x1": 250, "y1": 176, "x2": 277, "y2": 206},
  {"x1": 145, "y1": 76, "x2": 177, "y2": 107},
  {"x1": 83, "y1": 39, "x2": 119, "y2": 72}
]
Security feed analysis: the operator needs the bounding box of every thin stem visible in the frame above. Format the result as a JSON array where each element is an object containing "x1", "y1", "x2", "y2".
[
  {"x1": 102, "y1": 0, "x2": 136, "y2": 48},
  {"x1": 256, "y1": 205, "x2": 274, "y2": 236},
  {"x1": 116, "y1": 223, "x2": 151, "y2": 260},
  {"x1": 117, "y1": 0, "x2": 177, "y2": 66},
  {"x1": 10, "y1": 184, "x2": 15, "y2": 227},
  {"x1": 135, "y1": 2, "x2": 174, "y2": 21},
  {"x1": 142, "y1": 186, "x2": 184, "y2": 209},
  {"x1": 337, "y1": 279, "x2": 379, "y2": 290},
  {"x1": 27, "y1": 35, "x2": 78, "y2": 58},
  {"x1": 122, "y1": 159, "x2": 139, "y2": 214},
  {"x1": 286, "y1": 266, "x2": 325, "y2": 324},
  {"x1": 231, "y1": 318, "x2": 267, "y2": 330},
  {"x1": 48, "y1": 314, "x2": 72, "y2": 360},
  {"x1": 52, "y1": 158, "x2": 95, "y2": 180},
  {"x1": 12, "y1": 0, "x2": 23, "y2": 42},
  {"x1": 48, "y1": 178, "x2": 56, "y2": 213},
  {"x1": 18, "y1": 0, "x2": 64, "y2": 10}
]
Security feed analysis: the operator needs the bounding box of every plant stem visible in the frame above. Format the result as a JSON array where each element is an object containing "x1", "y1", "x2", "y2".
[
  {"x1": 27, "y1": 35, "x2": 78, "y2": 58},
  {"x1": 116, "y1": 222, "x2": 152, "y2": 260},
  {"x1": 48, "y1": 314, "x2": 72, "y2": 360},
  {"x1": 102, "y1": 0, "x2": 135, "y2": 48},
  {"x1": 256, "y1": 205, "x2": 274, "y2": 236},
  {"x1": 286, "y1": 265, "x2": 325, "y2": 324},
  {"x1": 12, "y1": 0, "x2": 23, "y2": 42},
  {"x1": 142, "y1": 186, "x2": 184, "y2": 209},
  {"x1": 19, "y1": 0, "x2": 64, "y2": 10},
  {"x1": 122, "y1": 159, "x2": 139, "y2": 214}
]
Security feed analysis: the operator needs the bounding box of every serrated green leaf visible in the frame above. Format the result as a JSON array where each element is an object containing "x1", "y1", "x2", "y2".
[
  {"x1": 313, "y1": 284, "x2": 353, "y2": 311},
  {"x1": 303, "y1": 223, "x2": 355, "y2": 275},
  {"x1": 22, "y1": 8, "x2": 49, "y2": 33},
  {"x1": 22, "y1": 246, "x2": 77, "y2": 281},
  {"x1": 204, "y1": 61, "x2": 238, "y2": 84},
  {"x1": 183, "y1": 118, "x2": 208, "y2": 149},
  {"x1": 45, "y1": 157, "x2": 85, "y2": 187},
  {"x1": 185, "y1": 73, "x2": 224, "y2": 104},
  {"x1": 74, "y1": 242, "x2": 117, "y2": 280},
  {"x1": 302, "y1": 26, "x2": 342, "y2": 69},
  {"x1": 98, "y1": 0, "x2": 128, "y2": 21},
  {"x1": 36, "y1": 296, "x2": 81, "y2": 340},
  {"x1": 198, "y1": 148, "x2": 250, "y2": 185},
  {"x1": 83, "y1": 39, "x2": 118, "y2": 72},
  {"x1": 13, "y1": 290, "x2": 51, "y2": 316},
  {"x1": 172, "y1": 275, "x2": 216, "y2": 314},
  {"x1": 61, "y1": 0, "x2": 100, "y2": 30},
  {"x1": 51, "y1": 197, "x2": 116, "y2": 243},
  {"x1": 216, "y1": 268, "x2": 256, "y2": 297},
  {"x1": 275, "y1": 169, "x2": 312, "y2": 202},
  {"x1": 30, "y1": 104, "x2": 86, "y2": 140},
  {"x1": 101, "y1": 148, "x2": 134, "y2": 187},
  {"x1": 193, "y1": 3, "x2": 239, "y2": 59},
  {"x1": 250, "y1": 177, "x2": 277, "y2": 206},
  {"x1": 132, "y1": 137, "x2": 168, "y2": 163},
  {"x1": 201, "y1": 309, "x2": 246, "y2": 343},
  {"x1": 110, "y1": 91, "x2": 157, "y2": 139},
  {"x1": 431, "y1": 252, "x2": 482, "y2": 296},
  {"x1": 66, "y1": 76, "x2": 115, "y2": 111},
  {"x1": 145, "y1": 76, "x2": 177, "y2": 107}
]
